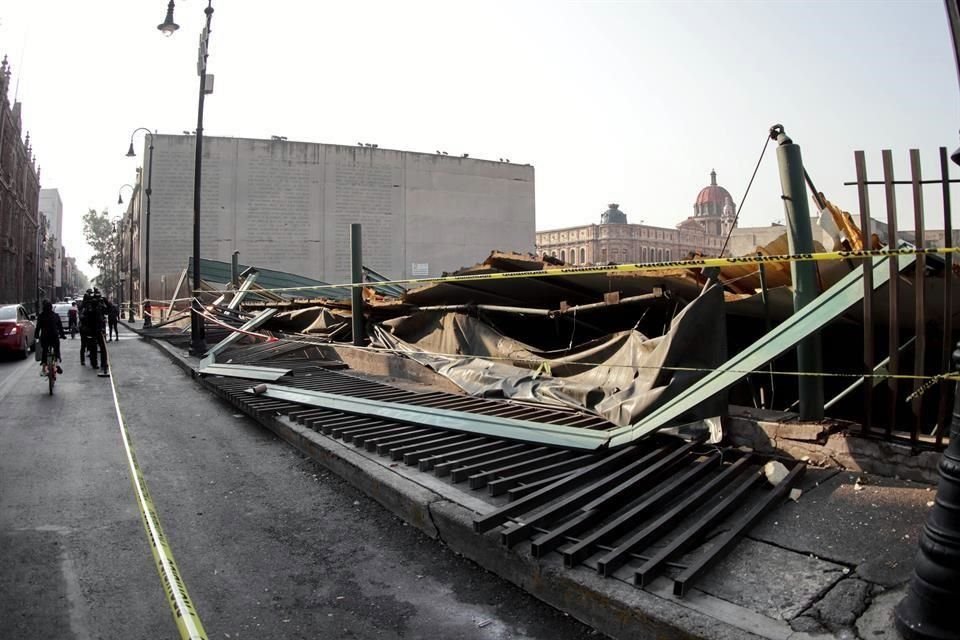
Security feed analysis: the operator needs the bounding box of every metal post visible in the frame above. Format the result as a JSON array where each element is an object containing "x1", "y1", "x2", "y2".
[
  {"x1": 351, "y1": 223, "x2": 365, "y2": 346},
  {"x1": 143, "y1": 134, "x2": 154, "y2": 327},
  {"x1": 770, "y1": 124, "x2": 824, "y2": 420},
  {"x1": 895, "y1": 341, "x2": 960, "y2": 639},
  {"x1": 231, "y1": 250, "x2": 239, "y2": 287},
  {"x1": 189, "y1": 0, "x2": 214, "y2": 356},
  {"x1": 128, "y1": 209, "x2": 135, "y2": 321}
]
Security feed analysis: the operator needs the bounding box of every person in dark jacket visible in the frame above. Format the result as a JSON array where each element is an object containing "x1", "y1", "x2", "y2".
[
  {"x1": 35, "y1": 299, "x2": 65, "y2": 376},
  {"x1": 79, "y1": 290, "x2": 92, "y2": 365},
  {"x1": 107, "y1": 298, "x2": 119, "y2": 341}
]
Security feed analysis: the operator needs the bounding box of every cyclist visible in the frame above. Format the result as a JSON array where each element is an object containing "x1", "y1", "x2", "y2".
[
  {"x1": 67, "y1": 301, "x2": 79, "y2": 338},
  {"x1": 35, "y1": 299, "x2": 65, "y2": 377}
]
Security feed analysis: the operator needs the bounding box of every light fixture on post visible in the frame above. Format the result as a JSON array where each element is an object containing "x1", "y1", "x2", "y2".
[
  {"x1": 126, "y1": 128, "x2": 156, "y2": 327},
  {"x1": 158, "y1": 0, "x2": 213, "y2": 356},
  {"x1": 118, "y1": 184, "x2": 136, "y2": 321},
  {"x1": 157, "y1": 0, "x2": 179, "y2": 36}
]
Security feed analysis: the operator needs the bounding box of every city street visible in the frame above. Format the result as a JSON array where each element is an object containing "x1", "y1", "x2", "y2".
[{"x1": 0, "y1": 328, "x2": 603, "y2": 640}]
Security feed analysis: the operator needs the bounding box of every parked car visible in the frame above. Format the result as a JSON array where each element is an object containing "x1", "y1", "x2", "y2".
[
  {"x1": 53, "y1": 302, "x2": 72, "y2": 329},
  {"x1": 0, "y1": 304, "x2": 36, "y2": 359}
]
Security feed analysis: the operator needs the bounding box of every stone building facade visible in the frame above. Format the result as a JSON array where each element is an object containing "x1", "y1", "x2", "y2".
[
  {"x1": 535, "y1": 171, "x2": 736, "y2": 265},
  {"x1": 0, "y1": 56, "x2": 42, "y2": 305}
]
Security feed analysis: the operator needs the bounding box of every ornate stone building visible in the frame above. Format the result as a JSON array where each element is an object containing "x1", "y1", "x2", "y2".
[
  {"x1": 535, "y1": 171, "x2": 736, "y2": 265},
  {"x1": 0, "y1": 56, "x2": 41, "y2": 305}
]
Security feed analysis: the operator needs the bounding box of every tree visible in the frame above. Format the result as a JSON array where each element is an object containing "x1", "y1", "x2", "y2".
[{"x1": 82, "y1": 208, "x2": 118, "y2": 297}]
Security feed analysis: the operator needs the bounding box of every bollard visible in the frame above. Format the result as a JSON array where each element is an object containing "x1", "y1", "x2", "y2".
[{"x1": 895, "y1": 341, "x2": 960, "y2": 639}]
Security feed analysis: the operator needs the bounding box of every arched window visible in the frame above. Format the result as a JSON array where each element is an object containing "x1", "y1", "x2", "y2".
[
  {"x1": 560, "y1": 249, "x2": 566, "y2": 262},
  {"x1": 551, "y1": 250, "x2": 557, "y2": 257},
  {"x1": 570, "y1": 250, "x2": 576, "y2": 265},
  {"x1": 657, "y1": 248, "x2": 663, "y2": 262},
  {"x1": 642, "y1": 247, "x2": 648, "y2": 263},
  {"x1": 580, "y1": 247, "x2": 586, "y2": 264},
  {"x1": 665, "y1": 249, "x2": 671, "y2": 261}
]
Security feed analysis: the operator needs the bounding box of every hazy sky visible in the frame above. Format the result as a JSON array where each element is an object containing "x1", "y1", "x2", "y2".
[{"x1": 1, "y1": 0, "x2": 958, "y2": 278}]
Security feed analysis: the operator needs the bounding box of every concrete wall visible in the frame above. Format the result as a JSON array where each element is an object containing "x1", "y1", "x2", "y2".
[
  {"x1": 39, "y1": 189, "x2": 63, "y2": 288},
  {"x1": 145, "y1": 135, "x2": 535, "y2": 295}
]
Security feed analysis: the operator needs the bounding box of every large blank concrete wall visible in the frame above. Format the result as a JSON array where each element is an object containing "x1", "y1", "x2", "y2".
[{"x1": 147, "y1": 135, "x2": 534, "y2": 295}]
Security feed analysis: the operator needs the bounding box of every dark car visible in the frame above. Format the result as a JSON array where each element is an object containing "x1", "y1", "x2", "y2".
[{"x1": 0, "y1": 304, "x2": 36, "y2": 359}]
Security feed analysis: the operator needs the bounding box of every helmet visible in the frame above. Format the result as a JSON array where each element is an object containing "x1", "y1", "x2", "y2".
[{"x1": 86, "y1": 288, "x2": 93, "y2": 295}]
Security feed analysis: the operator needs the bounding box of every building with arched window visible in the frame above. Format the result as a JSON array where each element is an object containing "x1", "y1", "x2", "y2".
[{"x1": 535, "y1": 171, "x2": 736, "y2": 266}]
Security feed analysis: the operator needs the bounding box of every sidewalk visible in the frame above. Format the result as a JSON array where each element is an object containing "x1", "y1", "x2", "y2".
[{"x1": 124, "y1": 319, "x2": 932, "y2": 640}]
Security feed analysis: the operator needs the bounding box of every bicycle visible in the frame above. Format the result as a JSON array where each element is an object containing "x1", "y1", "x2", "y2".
[{"x1": 44, "y1": 349, "x2": 58, "y2": 395}]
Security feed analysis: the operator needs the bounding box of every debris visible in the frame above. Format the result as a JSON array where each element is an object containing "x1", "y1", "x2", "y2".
[
  {"x1": 789, "y1": 488, "x2": 803, "y2": 502},
  {"x1": 927, "y1": 500, "x2": 935, "y2": 507},
  {"x1": 853, "y1": 477, "x2": 865, "y2": 491},
  {"x1": 764, "y1": 461, "x2": 789, "y2": 486},
  {"x1": 477, "y1": 619, "x2": 492, "y2": 628}
]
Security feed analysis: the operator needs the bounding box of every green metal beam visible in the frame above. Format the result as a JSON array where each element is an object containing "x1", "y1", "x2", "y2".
[{"x1": 610, "y1": 253, "x2": 915, "y2": 447}]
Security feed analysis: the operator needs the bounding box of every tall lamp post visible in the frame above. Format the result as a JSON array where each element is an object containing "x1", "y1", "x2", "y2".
[
  {"x1": 112, "y1": 218, "x2": 123, "y2": 313},
  {"x1": 118, "y1": 184, "x2": 136, "y2": 321},
  {"x1": 158, "y1": 0, "x2": 213, "y2": 355},
  {"x1": 126, "y1": 128, "x2": 155, "y2": 327}
]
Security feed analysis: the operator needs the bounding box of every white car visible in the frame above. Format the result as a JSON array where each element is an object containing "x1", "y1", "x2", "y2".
[{"x1": 53, "y1": 302, "x2": 73, "y2": 329}]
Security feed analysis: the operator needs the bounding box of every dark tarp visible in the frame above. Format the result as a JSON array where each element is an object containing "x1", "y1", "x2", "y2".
[{"x1": 373, "y1": 285, "x2": 727, "y2": 428}]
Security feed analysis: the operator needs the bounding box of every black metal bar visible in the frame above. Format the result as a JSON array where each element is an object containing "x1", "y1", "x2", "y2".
[
  {"x1": 468, "y1": 450, "x2": 571, "y2": 489},
  {"x1": 364, "y1": 428, "x2": 431, "y2": 452},
  {"x1": 402, "y1": 436, "x2": 488, "y2": 466},
  {"x1": 352, "y1": 425, "x2": 417, "y2": 447},
  {"x1": 843, "y1": 179, "x2": 960, "y2": 185},
  {"x1": 672, "y1": 463, "x2": 805, "y2": 596},
  {"x1": 506, "y1": 471, "x2": 578, "y2": 501},
  {"x1": 390, "y1": 433, "x2": 473, "y2": 462},
  {"x1": 488, "y1": 454, "x2": 595, "y2": 497},
  {"x1": 883, "y1": 149, "x2": 901, "y2": 439},
  {"x1": 426, "y1": 441, "x2": 512, "y2": 474},
  {"x1": 855, "y1": 150, "x2": 875, "y2": 434},
  {"x1": 473, "y1": 445, "x2": 641, "y2": 534},
  {"x1": 937, "y1": 147, "x2": 954, "y2": 447},
  {"x1": 911, "y1": 149, "x2": 927, "y2": 444},
  {"x1": 377, "y1": 431, "x2": 446, "y2": 457},
  {"x1": 499, "y1": 441, "x2": 700, "y2": 547},
  {"x1": 434, "y1": 443, "x2": 526, "y2": 477},
  {"x1": 454, "y1": 447, "x2": 551, "y2": 484},
  {"x1": 596, "y1": 455, "x2": 753, "y2": 577},
  {"x1": 351, "y1": 223, "x2": 364, "y2": 346},
  {"x1": 560, "y1": 454, "x2": 722, "y2": 567},
  {"x1": 634, "y1": 470, "x2": 765, "y2": 588}
]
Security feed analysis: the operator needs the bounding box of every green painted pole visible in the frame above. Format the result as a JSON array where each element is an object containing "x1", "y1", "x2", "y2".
[
  {"x1": 771, "y1": 124, "x2": 824, "y2": 420},
  {"x1": 351, "y1": 224, "x2": 365, "y2": 346}
]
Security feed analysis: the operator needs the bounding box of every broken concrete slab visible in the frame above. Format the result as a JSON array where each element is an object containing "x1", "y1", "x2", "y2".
[
  {"x1": 855, "y1": 585, "x2": 907, "y2": 640},
  {"x1": 808, "y1": 577, "x2": 872, "y2": 631},
  {"x1": 691, "y1": 538, "x2": 846, "y2": 621},
  {"x1": 750, "y1": 471, "x2": 930, "y2": 586}
]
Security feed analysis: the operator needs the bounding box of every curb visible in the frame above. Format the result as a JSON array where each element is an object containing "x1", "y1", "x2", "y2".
[{"x1": 126, "y1": 323, "x2": 771, "y2": 640}]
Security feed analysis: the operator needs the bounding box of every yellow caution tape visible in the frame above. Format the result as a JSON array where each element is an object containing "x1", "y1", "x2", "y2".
[
  {"x1": 189, "y1": 246, "x2": 957, "y2": 296},
  {"x1": 108, "y1": 370, "x2": 208, "y2": 640}
]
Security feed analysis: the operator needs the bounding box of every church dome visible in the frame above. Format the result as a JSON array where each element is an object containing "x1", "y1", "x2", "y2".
[
  {"x1": 693, "y1": 170, "x2": 735, "y2": 218},
  {"x1": 600, "y1": 203, "x2": 628, "y2": 224}
]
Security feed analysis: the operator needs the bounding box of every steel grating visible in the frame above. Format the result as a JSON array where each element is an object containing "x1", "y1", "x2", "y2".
[{"x1": 201, "y1": 357, "x2": 804, "y2": 596}]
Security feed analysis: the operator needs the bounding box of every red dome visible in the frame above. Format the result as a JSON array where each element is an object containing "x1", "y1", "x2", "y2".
[{"x1": 695, "y1": 184, "x2": 733, "y2": 206}]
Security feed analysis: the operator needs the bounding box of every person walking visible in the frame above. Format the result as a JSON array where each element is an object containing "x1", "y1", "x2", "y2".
[
  {"x1": 35, "y1": 299, "x2": 65, "y2": 377},
  {"x1": 79, "y1": 290, "x2": 92, "y2": 366},
  {"x1": 67, "y1": 301, "x2": 78, "y2": 339},
  {"x1": 107, "y1": 298, "x2": 119, "y2": 342}
]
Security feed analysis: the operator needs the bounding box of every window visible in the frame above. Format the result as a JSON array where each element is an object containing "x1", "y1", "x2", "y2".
[
  {"x1": 570, "y1": 250, "x2": 576, "y2": 265},
  {"x1": 657, "y1": 248, "x2": 663, "y2": 262},
  {"x1": 560, "y1": 249, "x2": 566, "y2": 262},
  {"x1": 642, "y1": 247, "x2": 648, "y2": 262},
  {"x1": 601, "y1": 248, "x2": 607, "y2": 262},
  {"x1": 580, "y1": 247, "x2": 586, "y2": 264},
  {"x1": 665, "y1": 249, "x2": 671, "y2": 260}
]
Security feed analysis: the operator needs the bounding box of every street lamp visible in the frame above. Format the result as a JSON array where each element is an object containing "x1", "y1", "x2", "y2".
[
  {"x1": 126, "y1": 128, "x2": 155, "y2": 327},
  {"x1": 118, "y1": 184, "x2": 136, "y2": 321},
  {"x1": 112, "y1": 218, "x2": 123, "y2": 313},
  {"x1": 159, "y1": 0, "x2": 213, "y2": 356}
]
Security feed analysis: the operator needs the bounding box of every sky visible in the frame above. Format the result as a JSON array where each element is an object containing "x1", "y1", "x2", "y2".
[{"x1": 1, "y1": 0, "x2": 958, "y2": 279}]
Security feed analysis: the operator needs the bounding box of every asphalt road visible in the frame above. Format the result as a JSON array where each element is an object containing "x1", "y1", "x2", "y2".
[{"x1": 0, "y1": 328, "x2": 605, "y2": 639}]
